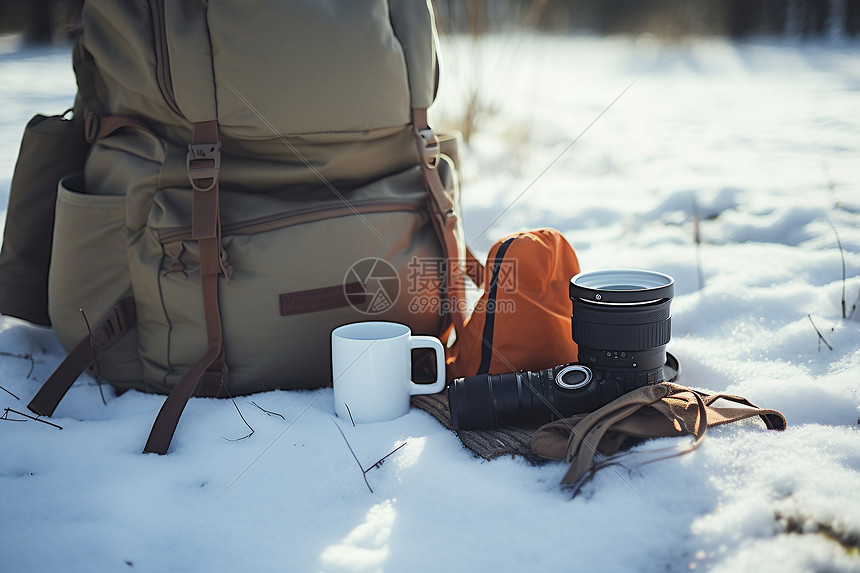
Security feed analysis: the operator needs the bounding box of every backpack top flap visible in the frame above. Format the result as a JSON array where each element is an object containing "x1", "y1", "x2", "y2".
[
  {"x1": 82, "y1": 0, "x2": 435, "y2": 138},
  {"x1": 447, "y1": 228, "x2": 581, "y2": 381},
  {"x1": 80, "y1": 0, "x2": 442, "y2": 192},
  {"x1": 203, "y1": 0, "x2": 415, "y2": 136}
]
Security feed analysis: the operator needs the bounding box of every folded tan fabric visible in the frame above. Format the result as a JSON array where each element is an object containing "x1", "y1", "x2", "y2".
[{"x1": 530, "y1": 383, "x2": 786, "y2": 491}]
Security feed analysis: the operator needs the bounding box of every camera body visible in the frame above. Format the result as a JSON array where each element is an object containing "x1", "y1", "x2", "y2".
[{"x1": 448, "y1": 270, "x2": 674, "y2": 430}]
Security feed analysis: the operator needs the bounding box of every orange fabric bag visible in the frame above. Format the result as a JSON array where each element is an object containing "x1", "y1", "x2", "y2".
[{"x1": 447, "y1": 228, "x2": 581, "y2": 382}]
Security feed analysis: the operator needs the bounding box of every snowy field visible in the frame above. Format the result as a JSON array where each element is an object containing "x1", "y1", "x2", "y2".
[{"x1": 1, "y1": 33, "x2": 859, "y2": 572}]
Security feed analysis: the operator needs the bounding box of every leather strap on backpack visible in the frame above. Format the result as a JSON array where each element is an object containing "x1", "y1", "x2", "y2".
[
  {"x1": 84, "y1": 111, "x2": 152, "y2": 144},
  {"x1": 412, "y1": 107, "x2": 466, "y2": 336},
  {"x1": 187, "y1": 119, "x2": 231, "y2": 399},
  {"x1": 27, "y1": 297, "x2": 137, "y2": 417},
  {"x1": 143, "y1": 120, "x2": 228, "y2": 455}
]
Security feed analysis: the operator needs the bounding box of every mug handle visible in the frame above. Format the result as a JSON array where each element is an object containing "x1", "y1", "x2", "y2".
[{"x1": 408, "y1": 336, "x2": 446, "y2": 395}]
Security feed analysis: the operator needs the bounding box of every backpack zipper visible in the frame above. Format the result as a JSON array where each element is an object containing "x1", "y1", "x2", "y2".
[
  {"x1": 149, "y1": 0, "x2": 183, "y2": 117},
  {"x1": 157, "y1": 198, "x2": 426, "y2": 244}
]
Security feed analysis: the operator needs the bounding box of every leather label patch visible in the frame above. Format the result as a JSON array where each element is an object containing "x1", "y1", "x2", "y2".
[{"x1": 279, "y1": 282, "x2": 365, "y2": 316}]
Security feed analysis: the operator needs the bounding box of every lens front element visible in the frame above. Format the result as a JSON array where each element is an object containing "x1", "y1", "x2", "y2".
[{"x1": 570, "y1": 269, "x2": 674, "y2": 304}]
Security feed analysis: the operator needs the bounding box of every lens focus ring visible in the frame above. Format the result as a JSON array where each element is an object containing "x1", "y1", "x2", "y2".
[
  {"x1": 572, "y1": 303, "x2": 670, "y2": 325},
  {"x1": 573, "y1": 317, "x2": 671, "y2": 351},
  {"x1": 572, "y1": 296, "x2": 672, "y2": 352}
]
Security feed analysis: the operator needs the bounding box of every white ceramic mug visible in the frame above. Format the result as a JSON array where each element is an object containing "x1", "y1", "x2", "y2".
[{"x1": 331, "y1": 321, "x2": 446, "y2": 423}]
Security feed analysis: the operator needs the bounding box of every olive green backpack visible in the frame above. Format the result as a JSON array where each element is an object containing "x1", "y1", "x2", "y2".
[{"x1": 0, "y1": 0, "x2": 470, "y2": 454}]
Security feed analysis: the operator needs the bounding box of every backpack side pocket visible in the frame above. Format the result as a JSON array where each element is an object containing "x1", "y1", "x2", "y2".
[
  {"x1": 48, "y1": 173, "x2": 142, "y2": 385},
  {"x1": 0, "y1": 112, "x2": 89, "y2": 325}
]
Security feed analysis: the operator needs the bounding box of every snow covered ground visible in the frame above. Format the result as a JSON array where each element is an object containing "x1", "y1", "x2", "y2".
[{"x1": 1, "y1": 33, "x2": 859, "y2": 573}]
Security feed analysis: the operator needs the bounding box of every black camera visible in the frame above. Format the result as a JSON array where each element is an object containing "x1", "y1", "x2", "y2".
[{"x1": 448, "y1": 269, "x2": 674, "y2": 430}]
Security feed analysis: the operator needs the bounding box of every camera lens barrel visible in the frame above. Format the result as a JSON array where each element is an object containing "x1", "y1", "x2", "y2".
[
  {"x1": 448, "y1": 361, "x2": 647, "y2": 430},
  {"x1": 449, "y1": 366, "x2": 601, "y2": 430},
  {"x1": 571, "y1": 298, "x2": 671, "y2": 353}
]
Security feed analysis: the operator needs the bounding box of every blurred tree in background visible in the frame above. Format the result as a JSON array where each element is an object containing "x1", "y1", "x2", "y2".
[
  {"x1": 0, "y1": 0, "x2": 82, "y2": 45},
  {"x1": 0, "y1": 0, "x2": 856, "y2": 44},
  {"x1": 434, "y1": 0, "x2": 859, "y2": 39}
]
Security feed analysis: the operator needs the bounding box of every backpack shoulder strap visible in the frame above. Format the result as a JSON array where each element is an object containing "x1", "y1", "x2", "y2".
[
  {"x1": 28, "y1": 298, "x2": 137, "y2": 417},
  {"x1": 411, "y1": 108, "x2": 466, "y2": 336},
  {"x1": 389, "y1": 0, "x2": 440, "y2": 109},
  {"x1": 390, "y1": 1, "x2": 468, "y2": 336}
]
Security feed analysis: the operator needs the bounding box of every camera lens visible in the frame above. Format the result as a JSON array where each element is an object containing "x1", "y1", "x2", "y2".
[{"x1": 570, "y1": 269, "x2": 673, "y2": 375}]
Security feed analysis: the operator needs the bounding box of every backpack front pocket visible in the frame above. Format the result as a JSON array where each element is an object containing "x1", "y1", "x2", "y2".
[{"x1": 138, "y1": 168, "x2": 446, "y2": 394}]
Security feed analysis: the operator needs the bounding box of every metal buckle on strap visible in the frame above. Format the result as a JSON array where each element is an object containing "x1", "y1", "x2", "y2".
[
  {"x1": 186, "y1": 141, "x2": 221, "y2": 191},
  {"x1": 417, "y1": 128, "x2": 440, "y2": 169}
]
